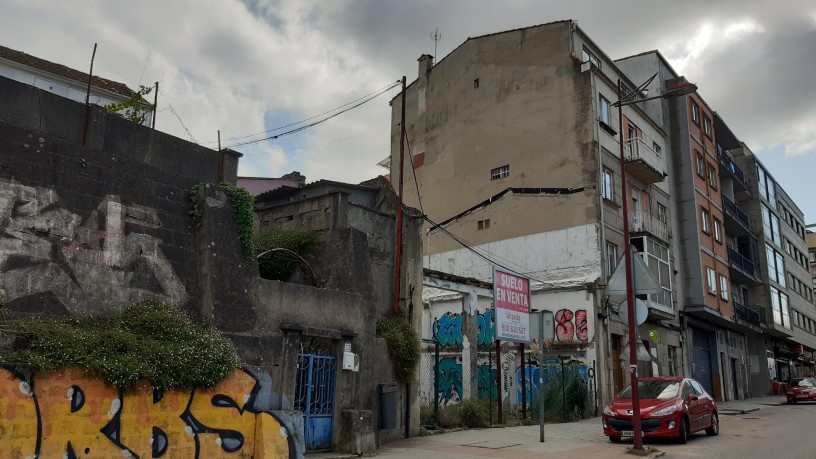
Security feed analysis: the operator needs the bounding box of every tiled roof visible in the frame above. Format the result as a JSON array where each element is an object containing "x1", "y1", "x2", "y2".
[{"x1": 0, "y1": 44, "x2": 135, "y2": 97}]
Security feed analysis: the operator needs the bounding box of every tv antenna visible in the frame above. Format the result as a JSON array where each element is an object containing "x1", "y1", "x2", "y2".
[{"x1": 430, "y1": 27, "x2": 442, "y2": 63}]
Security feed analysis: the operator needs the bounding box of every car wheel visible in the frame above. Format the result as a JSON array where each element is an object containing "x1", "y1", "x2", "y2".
[
  {"x1": 609, "y1": 436, "x2": 622, "y2": 443},
  {"x1": 677, "y1": 417, "x2": 689, "y2": 444},
  {"x1": 705, "y1": 413, "x2": 719, "y2": 436},
  {"x1": 788, "y1": 398, "x2": 797, "y2": 405}
]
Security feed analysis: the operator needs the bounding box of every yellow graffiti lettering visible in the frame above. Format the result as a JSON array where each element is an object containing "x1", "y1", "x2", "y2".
[
  {"x1": 119, "y1": 382, "x2": 196, "y2": 458},
  {"x1": 0, "y1": 368, "x2": 37, "y2": 458},
  {"x1": 189, "y1": 370, "x2": 257, "y2": 457}
]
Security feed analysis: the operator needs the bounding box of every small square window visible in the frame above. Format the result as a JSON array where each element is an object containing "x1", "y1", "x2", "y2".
[
  {"x1": 490, "y1": 165, "x2": 509, "y2": 180},
  {"x1": 477, "y1": 219, "x2": 490, "y2": 230},
  {"x1": 474, "y1": 78, "x2": 480, "y2": 89}
]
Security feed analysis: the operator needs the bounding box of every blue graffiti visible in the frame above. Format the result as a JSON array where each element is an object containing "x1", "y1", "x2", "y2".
[
  {"x1": 433, "y1": 312, "x2": 463, "y2": 347},
  {"x1": 437, "y1": 358, "x2": 463, "y2": 404},
  {"x1": 477, "y1": 309, "x2": 495, "y2": 347}
]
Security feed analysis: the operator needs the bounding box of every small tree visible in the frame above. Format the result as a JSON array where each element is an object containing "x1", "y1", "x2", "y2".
[{"x1": 105, "y1": 85, "x2": 153, "y2": 125}]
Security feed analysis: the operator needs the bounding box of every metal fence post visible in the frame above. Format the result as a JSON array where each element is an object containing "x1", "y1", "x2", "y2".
[
  {"x1": 434, "y1": 339, "x2": 440, "y2": 426},
  {"x1": 488, "y1": 345, "x2": 493, "y2": 426}
]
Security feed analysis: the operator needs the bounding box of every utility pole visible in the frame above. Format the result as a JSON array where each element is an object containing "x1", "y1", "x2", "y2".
[{"x1": 393, "y1": 76, "x2": 406, "y2": 314}]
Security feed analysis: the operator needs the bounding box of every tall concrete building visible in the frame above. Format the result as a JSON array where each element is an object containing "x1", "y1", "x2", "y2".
[{"x1": 388, "y1": 21, "x2": 688, "y2": 406}]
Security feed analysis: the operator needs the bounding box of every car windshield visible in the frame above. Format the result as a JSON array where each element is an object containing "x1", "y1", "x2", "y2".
[
  {"x1": 617, "y1": 380, "x2": 680, "y2": 399},
  {"x1": 790, "y1": 378, "x2": 816, "y2": 387}
]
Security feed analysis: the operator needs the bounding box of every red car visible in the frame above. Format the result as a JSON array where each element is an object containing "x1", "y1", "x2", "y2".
[
  {"x1": 603, "y1": 377, "x2": 719, "y2": 444},
  {"x1": 785, "y1": 377, "x2": 816, "y2": 404}
]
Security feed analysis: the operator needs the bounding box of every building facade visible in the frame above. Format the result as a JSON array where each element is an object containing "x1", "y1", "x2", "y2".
[{"x1": 388, "y1": 21, "x2": 687, "y2": 408}]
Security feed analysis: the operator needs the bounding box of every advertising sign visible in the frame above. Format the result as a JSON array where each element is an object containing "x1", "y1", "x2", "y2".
[{"x1": 493, "y1": 267, "x2": 531, "y2": 343}]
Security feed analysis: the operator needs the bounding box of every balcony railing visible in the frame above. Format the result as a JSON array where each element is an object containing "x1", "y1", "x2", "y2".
[
  {"x1": 623, "y1": 137, "x2": 666, "y2": 183},
  {"x1": 717, "y1": 145, "x2": 749, "y2": 187},
  {"x1": 734, "y1": 301, "x2": 761, "y2": 328},
  {"x1": 629, "y1": 210, "x2": 670, "y2": 241},
  {"x1": 727, "y1": 246, "x2": 759, "y2": 279},
  {"x1": 722, "y1": 195, "x2": 755, "y2": 232}
]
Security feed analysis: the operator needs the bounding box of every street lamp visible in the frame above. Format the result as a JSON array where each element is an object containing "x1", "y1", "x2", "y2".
[{"x1": 612, "y1": 74, "x2": 697, "y2": 451}]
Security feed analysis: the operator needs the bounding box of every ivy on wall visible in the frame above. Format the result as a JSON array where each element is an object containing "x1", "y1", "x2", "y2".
[
  {"x1": 188, "y1": 183, "x2": 256, "y2": 261},
  {"x1": 0, "y1": 302, "x2": 242, "y2": 390},
  {"x1": 376, "y1": 311, "x2": 420, "y2": 384},
  {"x1": 255, "y1": 230, "x2": 321, "y2": 281}
]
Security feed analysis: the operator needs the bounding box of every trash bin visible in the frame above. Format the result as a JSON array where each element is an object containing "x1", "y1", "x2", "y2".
[{"x1": 378, "y1": 382, "x2": 398, "y2": 429}]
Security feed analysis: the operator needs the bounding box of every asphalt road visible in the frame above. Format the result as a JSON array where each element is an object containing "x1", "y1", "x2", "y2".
[{"x1": 376, "y1": 402, "x2": 816, "y2": 459}]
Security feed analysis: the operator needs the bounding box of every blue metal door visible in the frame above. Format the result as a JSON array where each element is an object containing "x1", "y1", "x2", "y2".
[{"x1": 295, "y1": 353, "x2": 337, "y2": 451}]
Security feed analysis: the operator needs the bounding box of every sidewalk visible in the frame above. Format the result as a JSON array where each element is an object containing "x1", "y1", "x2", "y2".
[{"x1": 371, "y1": 395, "x2": 787, "y2": 459}]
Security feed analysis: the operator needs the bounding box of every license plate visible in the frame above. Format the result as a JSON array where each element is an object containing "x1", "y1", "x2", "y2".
[
  {"x1": 621, "y1": 430, "x2": 634, "y2": 437},
  {"x1": 797, "y1": 394, "x2": 810, "y2": 398}
]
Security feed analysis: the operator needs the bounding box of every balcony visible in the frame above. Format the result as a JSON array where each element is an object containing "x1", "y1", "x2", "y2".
[
  {"x1": 733, "y1": 301, "x2": 761, "y2": 331},
  {"x1": 717, "y1": 145, "x2": 750, "y2": 196},
  {"x1": 629, "y1": 210, "x2": 670, "y2": 243},
  {"x1": 722, "y1": 195, "x2": 755, "y2": 237},
  {"x1": 727, "y1": 246, "x2": 760, "y2": 284},
  {"x1": 624, "y1": 137, "x2": 667, "y2": 184}
]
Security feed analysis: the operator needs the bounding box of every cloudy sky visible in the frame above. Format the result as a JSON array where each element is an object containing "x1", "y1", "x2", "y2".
[{"x1": 1, "y1": 0, "x2": 814, "y2": 220}]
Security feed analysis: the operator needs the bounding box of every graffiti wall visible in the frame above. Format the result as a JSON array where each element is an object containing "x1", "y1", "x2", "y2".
[
  {"x1": 0, "y1": 177, "x2": 188, "y2": 313},
  {"x1": 476, "y1": 309, "x2": 495, "y2": 347},
  {"x1": 432, "y1": 312, "x2": 463, "y2": 348},
  {"x1": 516, "y1": 357, "x2": 590, "y2": 406},
  {"x1": 0, "y1": 367, "x2": 295, "y2": 458}
]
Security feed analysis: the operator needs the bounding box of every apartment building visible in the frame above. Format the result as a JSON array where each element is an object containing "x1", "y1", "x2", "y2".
[
  {"x1": 387, "y1": 21, "x2": 685, "y2": 407},
  {"x1": 808, "y1": 228, "x2": 816, "y2": 295},
  {"x1": 617, "y1": 52, "x2": 751, "y2": 402}
]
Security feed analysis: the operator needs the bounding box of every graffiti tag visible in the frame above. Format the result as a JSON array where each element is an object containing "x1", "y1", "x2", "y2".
[{"x1": 433, "y1": 312, "x2": 463, "y2": 348}]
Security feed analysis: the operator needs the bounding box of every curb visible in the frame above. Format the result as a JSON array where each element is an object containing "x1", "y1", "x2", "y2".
[{"x1": 719, "y1": 407, "x2": 760, "y2": 416}]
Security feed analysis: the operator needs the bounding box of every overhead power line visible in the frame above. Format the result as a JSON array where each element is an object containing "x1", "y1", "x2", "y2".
[{"x1": 212, "y1": 81, "x2": 400, "y2": 147}]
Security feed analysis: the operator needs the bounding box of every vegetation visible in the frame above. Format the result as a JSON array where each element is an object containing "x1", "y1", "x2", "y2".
[
  {"x1": 105, "y1": 84, "x2": 153, "y2": 125},
  {"x1": 188, "y1": 183, "x2": 256, "y2": 261},
  {"x1": 255, "y1": 230, "x2": 321, "y2": 281},
  {"x1": 539, "y1": 369, "x2": 592, "y2": 422},
  {"x1": 431, "y1": 399, "x2": 492, "y2": 429},
  {"x1": 376, "y1": 311, "x2": 420, "y2": 384},
  {"x1": 0, "y1": 302, "x2": 242, "y2": 390}
]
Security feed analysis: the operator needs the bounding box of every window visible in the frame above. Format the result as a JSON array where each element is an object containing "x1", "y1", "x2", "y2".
[
  {"x1": 708, "y1": 164, "x2": 718, "y2": 189},
  {"x1": 490, "y1": 165, "x2": 509, "y2": 180},
  {"x1": 757, "y1": 166, "x2": 775, "y2": 205},
  {"x1": 766, "y1": 246, "x2": 785, "y2": 286},
  {"x1": 706, "y1": 267, "x2": 717, "y2": 294},
  {"x1": 691, "y1": 102, "x2": 700, "y2": 125},
  {"x1": 653, "y1": 142, "x2": 662, "y2": 158},
  {"x1": 701, "y1": 207, "x2": 710, "y2": 234},
  {"x1": 599, "y1": 95, "x2": 611, "y2": 126},
  {"x1": 602, "y1": 168, "x2": 614, "y2": 200},
  {"x1": 639, "y1": 237, "x2": 672, "y2": 307},
  {"x1": 762, "y1": 204, "x2": 781, "y2": 246},
  {"x1": 607, "y1": 242, "x2": 618, "y2": 277},
  {"x1": 713, "y1": 218, "x2": 723, "y2": 243},
  {"x1": 473, "y1": 78, "x2": 480, "y2": 89},
  {"x1": 582, "y1": 47, "x2": 601, "y2": 69},
  {"x1": 477, "y1": 219, "x2": 490, "y2": 230},
  {"x1": 719, "y1": 275, "x2": 729, "y2": 301},
  {"x1": 696, "y1": 152, "x2": 705, "y2": 178},
  {"x1": 703, "y1": 116, "x2": 713, "y2": 138},
  {"x1": 657, "y1": 203, "x2": 667, "y2": 223}
]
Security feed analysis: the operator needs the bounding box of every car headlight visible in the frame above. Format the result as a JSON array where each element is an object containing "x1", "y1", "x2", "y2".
[
  {"x1": 651, "y1": 404, "x2": 680, "y2": 416},
  {"x1": 603, "y1": 405, "x2": 614, "y2": 416}
]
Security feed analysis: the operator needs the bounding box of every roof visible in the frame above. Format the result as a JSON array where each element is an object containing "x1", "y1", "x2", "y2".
[{"x1": 0, "y1": 44, "x2": 135, "y2": 97}]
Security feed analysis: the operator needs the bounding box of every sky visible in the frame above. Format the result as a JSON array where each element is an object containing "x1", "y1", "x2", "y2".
[{"x1": 0, "y1": 0, "x2": 814, "y2": 220}]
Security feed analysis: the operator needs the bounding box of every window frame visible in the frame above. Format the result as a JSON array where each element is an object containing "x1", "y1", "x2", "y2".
[
  {"x1": 490, "y1": 165, "x2": 509, "y2": 181},
  {"x1": 599, "y1": 95, "x2": 611, "y2": 126},
  {"x1": 607, "y1": 242, "x2": 618, "y2": 278},
  {"x1": 691, "y1": 102, "x2": 700, "y2": 125},
  {"x1": 719, "y1": 275, "x2": 729, "y2": 301},
  {"x1": 602, "y1": 168, "x2": 614, "y2": 201},
  {"x1": 701, "y1": 207, "x2": 710, "y2": 234},
  {"x1": 706, "y1": 267, "x2": 717, "y2": 294},
  {"x1": 713, "y1": 217, "x2": 723, "y2": 243},
  {"x1": 696, "y1": 152, "x2": 705, "y2": 178},
  {"x1": 703, "y1": 115, "x2": 713, "y2": 139},
  {"x1": 708, "y1": 163, "x2": 718, "y2": 189}
]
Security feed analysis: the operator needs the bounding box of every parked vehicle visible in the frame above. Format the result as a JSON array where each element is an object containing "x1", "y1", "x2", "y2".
[
  {"x1": 602, "y1": 377, "x2": 719, "y2": 444},
  {"x1": 785, "y1": 377, "x2": 816, "y2": 404}
]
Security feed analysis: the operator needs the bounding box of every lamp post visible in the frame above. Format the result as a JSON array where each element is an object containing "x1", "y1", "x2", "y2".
[{"x1": 612, "y1": 76, "x2": 697, "y2": 451}]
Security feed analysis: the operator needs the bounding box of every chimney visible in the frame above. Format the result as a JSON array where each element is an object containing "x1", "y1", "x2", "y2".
[{"x1": 417, "y1": 54, "x2": 434, "y2": 80}]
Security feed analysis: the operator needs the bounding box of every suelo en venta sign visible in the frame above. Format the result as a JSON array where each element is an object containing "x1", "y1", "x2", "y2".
[{"x1": 493, "y1": 267, "x2": 531, "y2": 343}]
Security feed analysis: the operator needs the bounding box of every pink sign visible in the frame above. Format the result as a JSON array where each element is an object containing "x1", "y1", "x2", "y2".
[{"x1": 493, "y1": 267, "x2": 531, "y2": 343}]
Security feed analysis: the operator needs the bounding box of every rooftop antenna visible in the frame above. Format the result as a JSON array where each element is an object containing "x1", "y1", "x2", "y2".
[{"x1": 430, "y1": 27, "x2": 442, "y2": 64}]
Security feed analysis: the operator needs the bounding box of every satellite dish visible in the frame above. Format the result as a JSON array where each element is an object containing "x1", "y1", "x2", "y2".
[{"x1": 618, "y1": 298, "x2": 648, "y2": 326}]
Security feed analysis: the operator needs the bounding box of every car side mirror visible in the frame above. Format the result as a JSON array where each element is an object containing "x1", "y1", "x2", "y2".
[{"x1": 687, "y1": 394, "x2": 698, "y2": 402}]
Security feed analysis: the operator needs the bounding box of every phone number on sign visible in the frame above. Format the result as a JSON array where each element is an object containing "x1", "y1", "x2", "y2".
[{"x1": 501, "y1": 323, "x2": 526, "y2": 335}]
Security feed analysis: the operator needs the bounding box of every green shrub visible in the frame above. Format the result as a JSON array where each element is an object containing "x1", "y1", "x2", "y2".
[
  {"x1": 457, "y1": 399, "x2": 490, "y2": 428},
  {"x1": 255, "y1": 230, "x2": 321, "y2": 281},
  {"x1": 375, "y1": 311, "x2": 420, "y2": 384},
  {"x1": 437, "y1": 404, "x2": 462, "y2": 428},
  {"x1": 0, "y1": 302, "x2": 242, "y2": 390}
]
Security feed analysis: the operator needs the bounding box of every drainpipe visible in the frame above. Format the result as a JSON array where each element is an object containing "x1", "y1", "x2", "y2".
[{"x1": 405, "y1": 287, "x2": 414, "y2": 438}]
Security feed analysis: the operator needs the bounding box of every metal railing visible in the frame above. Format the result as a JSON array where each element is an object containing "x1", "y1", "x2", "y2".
[
  {"x1": 727, "y1": 246, "x2": 759, "y2": 278},
  {"x1": 717, "y1": 145, "x2": 749, "y2": 188},
  {"x1": 734, "y1": 301, "x2": 761, "y2": 327},
  {"x1": 623, "y1": 137, "x2": 666, "y2": 176},
  {"x1": 629, "y1": 210, "x2": 670, "y2": 241},
  {"x1": 722, "y1": 196, "x2": 755, "y2": 232}
]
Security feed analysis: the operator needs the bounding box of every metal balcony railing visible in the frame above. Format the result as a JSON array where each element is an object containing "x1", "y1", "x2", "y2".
[
  {"x1": 727, "y1": 246, "x2": 759, "y2": 278},
  {"x1": 717, "y1": 145, "x2": 749, "y2": 188},
  {"x1": 734, "y1": 301, "x2": 761, "y2": 328},
  {"x1": 623, "y1": 137, "x2": 667, "y2": 176},
  {"x1": 722, "y1": 196, "x2": 755, "y2": 232},
  {"x1": 629, "y1": 210, "x2": 670, "y2": 241}
]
